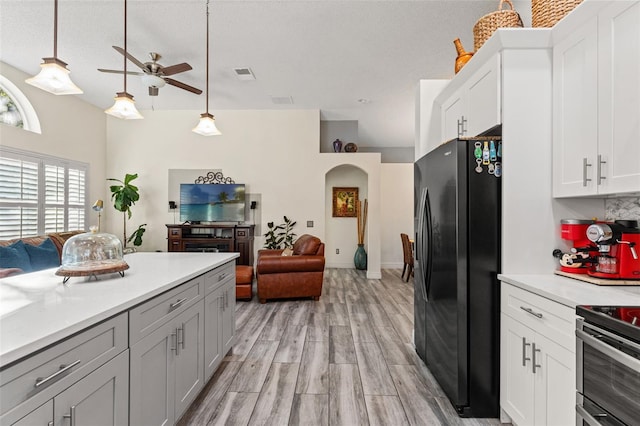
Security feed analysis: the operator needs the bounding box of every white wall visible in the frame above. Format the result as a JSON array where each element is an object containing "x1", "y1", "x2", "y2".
[
  {"x1": 0, "y1": 62, "x2": 107, "y2": 220},
  {"x1": 105, "y1": 109, "x2": 389, "y2": 278},
  {"x1": 380, "y1": 163, "x2": 414, "y2": 268}
]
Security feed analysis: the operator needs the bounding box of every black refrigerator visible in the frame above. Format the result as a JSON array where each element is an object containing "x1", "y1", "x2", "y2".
[{"x1": 414, "y1": 138, "x2": 501, "y2": 417}]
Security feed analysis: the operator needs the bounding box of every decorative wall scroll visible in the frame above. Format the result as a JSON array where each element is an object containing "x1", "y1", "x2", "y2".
[{"x1": 194, "y1": 171, "x2": 235, "y2": 184}]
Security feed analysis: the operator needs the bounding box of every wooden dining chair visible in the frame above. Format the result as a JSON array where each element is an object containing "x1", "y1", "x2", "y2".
[{"x1": 400, "y1": 233, "x2": 414, "y2": 282}]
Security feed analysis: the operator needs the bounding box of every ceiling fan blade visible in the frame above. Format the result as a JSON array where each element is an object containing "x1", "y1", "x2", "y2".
[
  {"x1": 112, "y1": 46, "x2": 147, "y2": 70},
  {"x1": 165, "y1": 78, "x2": 202, "y2": 95},
  {"x1": 161, "y1": 63, "x2": 192, "y2": 76},
  {"x1": 97, "y1": 68, "x2": 144, "y2": 75}
]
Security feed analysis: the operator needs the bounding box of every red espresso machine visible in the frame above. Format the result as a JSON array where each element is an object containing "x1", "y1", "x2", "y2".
[
  {"x1": 554, "y1": 219, "x2": 598, "y2": 274},
  {"x1": 586, "y1": 220, "x2": 640, "y2": 280}
]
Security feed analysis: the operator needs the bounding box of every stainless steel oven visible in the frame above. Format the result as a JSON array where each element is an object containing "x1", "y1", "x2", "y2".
[{"x1": 576, "y1": 306, "x2": 640, "y2": 426}]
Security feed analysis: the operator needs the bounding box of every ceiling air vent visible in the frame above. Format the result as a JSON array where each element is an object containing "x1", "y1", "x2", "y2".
[
  {"x1": 271, "y1": 96, "x2": 294, "y2": 105},
  {"x1": 233, "y1": 68, "x2": 255, "y2": 81}
]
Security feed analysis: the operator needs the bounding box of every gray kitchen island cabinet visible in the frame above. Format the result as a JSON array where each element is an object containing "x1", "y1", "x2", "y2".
[{"x1": 1, "y1": 253, "x2": 238, "y2": 426}]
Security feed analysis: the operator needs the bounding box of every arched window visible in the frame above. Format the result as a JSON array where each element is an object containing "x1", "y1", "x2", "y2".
[{"x1": 0, "y1": 75, "x2": 41, "y2": 134}]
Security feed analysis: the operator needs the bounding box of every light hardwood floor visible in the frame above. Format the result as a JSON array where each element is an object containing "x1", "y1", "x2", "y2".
[{"x1": 178, "y1": 268, "x2": 502, "y2": 426}]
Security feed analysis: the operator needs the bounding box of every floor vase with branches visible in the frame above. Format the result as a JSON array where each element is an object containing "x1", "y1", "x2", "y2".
[{"x1": 354, "y1": 198, "x2": 368, "y2": 270}]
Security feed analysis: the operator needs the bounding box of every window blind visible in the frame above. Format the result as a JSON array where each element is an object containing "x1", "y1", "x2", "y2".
[{"x1": 0, "y1": 148, "x2": 88, "y2": 239}]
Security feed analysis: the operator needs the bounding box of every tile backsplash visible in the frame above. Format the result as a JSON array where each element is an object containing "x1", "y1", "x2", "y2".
[{"x1": 605, "y1": 197, "x2": 640, "y2": 221}]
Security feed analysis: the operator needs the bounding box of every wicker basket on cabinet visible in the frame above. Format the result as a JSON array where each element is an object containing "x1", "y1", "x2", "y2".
[
  {"x1": 532, "y1": 0, "x2": 583, "y2": 27},
  {"x1": 473, "y1": 0, "x2": 523, "y2": 51}
]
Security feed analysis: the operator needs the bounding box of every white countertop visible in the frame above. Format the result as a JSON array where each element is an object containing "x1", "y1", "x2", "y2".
[
  {"x1": 0, "y1": 252, "x2": 238, "y2": 367},
  {"x1": 499, "y1": 273, "x2": 640, "y2": 308}
]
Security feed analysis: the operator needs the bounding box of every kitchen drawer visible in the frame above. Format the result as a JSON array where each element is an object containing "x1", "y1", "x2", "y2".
[
  {"x1": 501, "y1": 282, "x2": 575, "y2": 350},
  {"x1": 204, "y1": 262, "x2": 235, "y2": 295},
  {"x1": 0, "y1": 313, "x2": 127, "y2": 418},
  {"x1": 129, "y1": 276, "x2": 203, "y2": 344}
]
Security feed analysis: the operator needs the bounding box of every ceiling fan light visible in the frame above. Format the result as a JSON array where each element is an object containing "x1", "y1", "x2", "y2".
[
  {"x1": 192, "y1": 112, "x2": 221, "y2": 136},
  {"x1": 141, "y1": 73, "x2": 166, "y2": 88},
  {"x1": 105, "y1": 92, "x2": 143, "y2": 120},
  {"x1": 25, "y1": 58, "x2": 83, "y2": 95}
]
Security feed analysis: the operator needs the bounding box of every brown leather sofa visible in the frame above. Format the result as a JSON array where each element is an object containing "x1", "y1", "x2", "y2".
[{"x1": 256, "y1": 234, "x2": 326, "y2": 304}]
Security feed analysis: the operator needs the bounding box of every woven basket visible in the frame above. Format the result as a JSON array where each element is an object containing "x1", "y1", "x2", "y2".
[
  {"x1": 473, "y1": 0, "x2": 523, "y2": 51},
  {"x1": 532, "y1": 0, "x2": 583, "y2": 27}
]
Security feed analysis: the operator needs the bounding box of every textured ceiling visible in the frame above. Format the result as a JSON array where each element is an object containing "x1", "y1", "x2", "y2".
[{"x1": 0, "y1": 0, "x2": 531, "y2": 148}]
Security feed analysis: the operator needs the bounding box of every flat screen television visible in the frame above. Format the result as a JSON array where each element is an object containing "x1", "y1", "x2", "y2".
[{"x1": 180, "y1": 183, "x2": 246, "y2": 223}]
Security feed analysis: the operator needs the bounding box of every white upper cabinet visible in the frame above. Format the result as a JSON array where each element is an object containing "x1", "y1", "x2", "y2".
[
  {"x1": 553, "y1": 1, "x2": 640, "y2": 197},
  {"x1": 597, "y1": 1, "x2": 640, "y2": 194},
  {"x1": 441, "y1": 54, "x2": 501, "y2": 141}
]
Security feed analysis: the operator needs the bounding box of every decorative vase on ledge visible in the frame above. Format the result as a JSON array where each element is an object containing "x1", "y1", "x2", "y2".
[
  {"x1": 453, "y1": 38, "x2": 474, "y2": 74},
  {"x1": 332, "y1": 139, "x2": 343, "y2": 152},
  {"x1": 354, "y1": 244, "x2": 367, "y2": 270}
]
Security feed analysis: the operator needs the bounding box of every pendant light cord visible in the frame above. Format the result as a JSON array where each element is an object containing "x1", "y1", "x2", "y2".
[
  {"x1": 206, "y1": 0, "x2": 210, "y2": 114},
  {"x1": 53, "y1": 0, "x2": 58, "y2": 58}
]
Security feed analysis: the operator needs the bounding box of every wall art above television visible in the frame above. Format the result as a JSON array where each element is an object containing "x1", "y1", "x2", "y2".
[{"x1": 180, "y1": 183, "x2": 246, "y2": 223}]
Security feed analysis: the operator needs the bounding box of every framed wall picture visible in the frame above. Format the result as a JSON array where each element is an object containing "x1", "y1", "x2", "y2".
[{"x1": 332, "y1": 187, "x2": 358, "y2": 217}]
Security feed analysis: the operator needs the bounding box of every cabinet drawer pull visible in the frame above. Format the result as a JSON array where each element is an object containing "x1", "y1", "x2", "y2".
[
  {"x1": 169, "y1": 298, "x2": 188, "y2": 312},
  {"x1": 532, "y1": 342, "x2": 541, "y2": 373},
  {"x1": 63, "y1": 405, "x2": 76, "y2": 426},
  {"x1": 583, "y1": 158, "x2": 592, "y2": 187},
  {"x1": 218, "y1": 272, "x2": 227, "y2": 281},
  {"x1": 520, "y1": 306, "x2": 543, "y2": 318},
  {"x1": 597, "y1": 155, "x2": 606, "y2": 185},
  {"x1": 35, "y1": 359, "x2": 81, "y2": 388},
  {"x1": 522, "y1": 337, "x2": 531, "y2": 367}
]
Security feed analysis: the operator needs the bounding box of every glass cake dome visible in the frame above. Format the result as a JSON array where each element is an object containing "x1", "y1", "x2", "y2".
[{"x1": 56, "y1": 229, "x2": 129, "y2": 282}]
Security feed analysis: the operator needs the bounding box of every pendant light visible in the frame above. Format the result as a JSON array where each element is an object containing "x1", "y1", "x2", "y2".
[
  {"x1": 193, "y1": 0, "x2": 221, "y2": 136},
  {"x1": 105, "y1": 0, "x2": 143, "y2": 120},
  {"x1": 25, "y1": 0, "x2": 82, "y2": 95}
]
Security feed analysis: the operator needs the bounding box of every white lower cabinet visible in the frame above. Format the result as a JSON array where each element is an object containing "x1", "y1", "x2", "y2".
[
  {"x1": 500, "y1": 283, "x2": 575, "y2": 426},
  {"x1": 500, "y1": 314, "x2": 574, "y2": 426},
  {"x1": 11, "y1": 350, "x2": 129, "y2": 426},
  {"x1": 130, "y1": 299, "x2": 205, "y2": 426}
]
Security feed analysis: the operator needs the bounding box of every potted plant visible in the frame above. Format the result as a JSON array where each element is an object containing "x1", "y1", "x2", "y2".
[
  {"x1": 263, "y1": 216, "x2": 297, "y2": 249},
  {"x1": 108, "y1": 173, "x2": 147, "y2": 250}
]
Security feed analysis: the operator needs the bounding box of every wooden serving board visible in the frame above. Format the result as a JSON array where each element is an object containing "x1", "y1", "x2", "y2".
[{"x1": 554, "y1": 270, "x2": 640, "y2": 286}]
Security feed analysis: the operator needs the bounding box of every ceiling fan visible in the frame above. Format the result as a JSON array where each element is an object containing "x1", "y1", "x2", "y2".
[{"x1": 98, "y1": 46, "x2": 202, "y2": 96}]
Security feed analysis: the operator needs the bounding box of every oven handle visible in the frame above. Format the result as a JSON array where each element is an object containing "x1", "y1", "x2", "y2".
[
  {"x1": 576, "y1": 328, "x2": 640, "y2": 372},
  {"x1": 576, "y1": 404, "x2": 604, "y2": 426}
]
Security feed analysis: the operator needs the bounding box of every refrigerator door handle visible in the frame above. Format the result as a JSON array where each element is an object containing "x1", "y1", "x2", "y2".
[
  {"x1": 424, "y1": 188, "x2": 433, "y2": 300},
  {"x1": 416, "y1": 187, "x2": 428, "y2": 301}
]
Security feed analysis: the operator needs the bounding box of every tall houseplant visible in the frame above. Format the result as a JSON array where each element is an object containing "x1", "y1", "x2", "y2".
[
  {"x1": 263, "y1": 216, "x2": 297, "y2": 249},
  {"x1": 108, "y1": 173, "x2": 146, "y2": 249}
]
